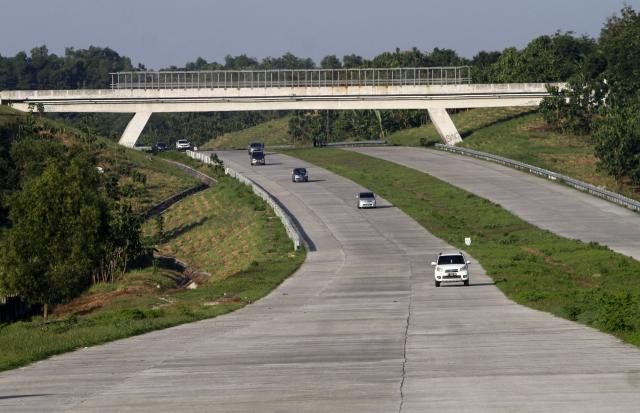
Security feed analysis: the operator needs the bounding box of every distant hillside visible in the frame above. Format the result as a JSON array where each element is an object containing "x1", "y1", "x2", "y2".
[
  {"x1": 201, "y1": 116, "x2": 291, "y2": 150},
  {"x1": 0, "y1": 106, "x2": 198, "y2": 213}
]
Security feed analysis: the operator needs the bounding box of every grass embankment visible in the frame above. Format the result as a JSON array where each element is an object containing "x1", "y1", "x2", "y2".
[
  {"x1": 387, "y1": 107, "x2": 535, "y2": 146},
  {"x1": 289, "y1": 148, "x2": 640, "y2": 346},
  {"x1": 459, "y1": 112, "x2": 640, "y2": 201},
  {"x1": 0, "y1": 176, "x2": 305, "y2": 372},
  {"x1": 0, "y1": 106, "x2": 199, "y2": 211},
  {"x1": 201, "y1": 116, "x2": 291, "y2": 150}
]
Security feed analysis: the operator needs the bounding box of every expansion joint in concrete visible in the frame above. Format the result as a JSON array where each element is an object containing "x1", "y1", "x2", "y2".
[{"x1": 398, "y1": 284, "x2": 413, "y2": 413}]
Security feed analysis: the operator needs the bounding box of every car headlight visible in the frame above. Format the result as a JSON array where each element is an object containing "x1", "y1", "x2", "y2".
[{"x1": 436, "y1": 267, "x2": 443, "y2": 272}]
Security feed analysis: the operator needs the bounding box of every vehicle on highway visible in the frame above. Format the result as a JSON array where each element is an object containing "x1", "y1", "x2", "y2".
[
  {"x1": 431, "y1": 252, "x2": 471, "y2": 287},
  {"x1": 357, "y1": 192, "x2": 376, "y2": 209},
  {"x1": 248, "y1": 141, "x2": 264, "y2": 154},
  {"x1": 154, "y1": 142, "x2": 168, "y2": 152},
  {"x1": 250, "y1": 150, "x2": 266, "y2": 166},
  {"x1": 292, "y1": 167, "x2": 309, "y2": 182},
  {"x1": 175, "y1": 139, "x2": 191, "y2": 151}
]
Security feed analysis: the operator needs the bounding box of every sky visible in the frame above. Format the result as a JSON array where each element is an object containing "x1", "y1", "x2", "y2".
[{"x1": 0, "y1": 0, "x2": 636, "y2": 69}]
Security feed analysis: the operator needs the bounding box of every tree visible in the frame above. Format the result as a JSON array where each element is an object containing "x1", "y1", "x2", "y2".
[
  {"x1": 598, "y1": 6, "x2": 640, "y2": 99},
  {"x1": 593, "y1": 98, "x2": 640, "y2": 184},
  {"x1": 488, "y1": 32, "x2": 595, "y2": 82},
  {"x1": 0, "y1": 154, "x2": 110, "y2": 318},
  {"x1": 320, "y1": 55, "x2": 342, "y2": 69}
]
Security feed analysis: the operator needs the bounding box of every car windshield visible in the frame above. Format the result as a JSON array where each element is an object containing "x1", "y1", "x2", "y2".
[
  {"x1": 294, "y1": 168, "x2": 306, "y2": 175},
  {"x1": 177, "y1": 140, "x2": 188, "y2": 144},
  {"x1": 437, "y1": 255, "x2": 465, "y2": 265},
  {"x1": 250, "y1": 143, "x2": 262, "y2": 148},
  {"x1": 359, "y1": 192, "x2": 374, "y2": 198}
]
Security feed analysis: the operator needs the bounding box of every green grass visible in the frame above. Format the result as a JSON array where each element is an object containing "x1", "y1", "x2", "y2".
[
  {"x1": 387, "y1": 107, "x2": 536, "y2": 146},
  {"x1": 459, "y1": 112, "x2": 640, "y2": 201},
  {"x1": 0, "y1": 105, "x2": 199, "y2": 212},
  {"x1": 0, "y1": 175, "x2": 305, "y2": 372},
  {"x1": 288, "y1": 148, "x2": 640, "y2": 346},
  {"x1": 201, "y1": 116, "x2": 292, "y2": 150}
]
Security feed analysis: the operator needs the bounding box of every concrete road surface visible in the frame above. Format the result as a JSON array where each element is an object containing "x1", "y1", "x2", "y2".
[
  {"x1": 350, "y1": 146, "x2": 640, "y2": 260},
  {"x1": 1, "y1": 151, "x2": 640, "y2": 412}
]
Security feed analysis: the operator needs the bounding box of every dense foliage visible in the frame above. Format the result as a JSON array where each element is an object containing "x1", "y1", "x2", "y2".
[
  {"x1": 0, "y1": 115, "x2": 146, "y2": 316},
  {"x1": 539, "y1": 6, "x2": 640, "y2": 185}
]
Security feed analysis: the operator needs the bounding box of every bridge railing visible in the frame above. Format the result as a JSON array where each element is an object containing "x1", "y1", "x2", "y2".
[{"x1": 110, "y1": 67, "x2": 471, "y2": 90}]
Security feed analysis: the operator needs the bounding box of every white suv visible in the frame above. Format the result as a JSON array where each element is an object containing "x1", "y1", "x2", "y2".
[{"x1": 431, "y1": 252, "x2": 470, "y2": 287}]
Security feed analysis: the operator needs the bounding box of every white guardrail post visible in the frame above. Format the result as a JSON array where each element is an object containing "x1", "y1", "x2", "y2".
[
  {"x1": 434, "y1": 144, "x2": 640, "y2": 213},
  {"x1": 186, "y1": 151, "x2": 302, "y2": 250}
]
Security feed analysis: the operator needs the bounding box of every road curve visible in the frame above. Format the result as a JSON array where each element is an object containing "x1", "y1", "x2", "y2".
[
  {"x1": 1, "y1": 151, "x2": 640, "y2": 412},
  {"x1": 350, "y1": 146, "x2": 640, "y2": 261}
]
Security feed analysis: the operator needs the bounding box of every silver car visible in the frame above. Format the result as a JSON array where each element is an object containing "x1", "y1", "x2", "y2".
[{"x1": 357, "y1": 192, "x2": 376, "y2": 209}]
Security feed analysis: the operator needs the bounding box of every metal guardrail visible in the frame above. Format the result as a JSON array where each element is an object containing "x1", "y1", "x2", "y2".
[
  {"x1": 322, "y1": 140, "x2": 388, "y2": 148},
  {"x1": 186, "y1": 150, "x2": 302, "y2": 250},
  {"x1": 435, "y1": 144, "x2": 640, "y2": 213},
  {"x1": 110, "y1": 67, "x2": 471, "y2": 90}
]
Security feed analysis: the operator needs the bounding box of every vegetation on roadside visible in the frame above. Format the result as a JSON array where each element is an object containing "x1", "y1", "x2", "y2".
[
  {"x1": 289, "y1": 148, "x2": 640, "y2": 346},
  {"x1": 0, "y1": 175, "x2": 305, "y2": 372},
  {"x1": 201, "y1": 116, "x2": 292, "y2": 150},
  {"x1": 0, "y1": 108, "x2": 197, "y2": 318},
  {"x1": 387, "y1": 107, "x2": 535, "y2": 147},
  {"x1": 459, "y1": 112, "x2": 640, "y2": 201}
]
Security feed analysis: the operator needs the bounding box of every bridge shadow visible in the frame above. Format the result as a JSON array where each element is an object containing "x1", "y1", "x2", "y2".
[
  {"x1": 460, "y1": 109, "x2": 536, "y2": 140},
  {"x1": 162, "y1": 217, "x2": 210, "y2": 243},
  {"x1": 0, "y1": 394, "x2": 53, "y2": 400}
]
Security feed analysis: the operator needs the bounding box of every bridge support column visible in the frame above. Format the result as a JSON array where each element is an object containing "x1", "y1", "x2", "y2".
[
  {"x1": 427, "y1": 108, "x2": 462, "y2": 145},
  {"x1": 119, "y1": 112, "x2": 152, "y2": 148}
]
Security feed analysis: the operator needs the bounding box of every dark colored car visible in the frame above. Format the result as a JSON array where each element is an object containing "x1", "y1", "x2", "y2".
[
  {"x1": 250, "y1": 151, "x2": 266, "y2": 165},
  {"x1": 154, "y1": 142, "x2": 168, "y2": 152},
  {"x1": 292, "y1": 167, "x2": 309, "y2": 182},
  {"x1": 248, "y1": 141, "x2": 264, "y2": 154}
]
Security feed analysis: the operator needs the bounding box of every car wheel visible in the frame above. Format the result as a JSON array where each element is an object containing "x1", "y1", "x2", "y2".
[
  {"x1": 435, "y1": 280, "x2": 441, "y2": 287},
  {"x1": 464, "y1": 279, "x2": 469, "y2": 286}
]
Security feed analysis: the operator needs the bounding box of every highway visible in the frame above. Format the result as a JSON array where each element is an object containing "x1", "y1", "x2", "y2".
[
  {"x1": 1, "y1": 151, "x2": 640, "y2": 412},
  {"x1": 351, "y1": 146, "x2": 640, "y2": 261}
]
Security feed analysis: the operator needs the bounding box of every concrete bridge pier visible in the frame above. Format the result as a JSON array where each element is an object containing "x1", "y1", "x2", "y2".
[
  {"x1": 119, "y1": 111, "x2": 152, "y2": 147},
  {"x1": 427, "y1": 108, "x2": 462, "y2": 145}
]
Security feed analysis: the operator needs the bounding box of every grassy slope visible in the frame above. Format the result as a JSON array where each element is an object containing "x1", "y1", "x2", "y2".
[
  {"x1": 201, "y1": 116, "x2": 291, "y2": 150},
  {"x1": 288, "y1": 148, "x2": 640, "y2": 347},
  {"x1": 459, "y1": 112, "x2": 640, "y2": 201},
  {"x1": 387, "y1": 107, "x2": 536, "y2": 146},
  {"x1": 0, "y1": 106, "x2": 198, "y2": 211},
  {"x1": 0, "y1": 176, "x2": 305, "y2": 372}
]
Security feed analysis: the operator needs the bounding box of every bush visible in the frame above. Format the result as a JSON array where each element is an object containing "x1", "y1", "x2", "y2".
[{"x1": 595, "y1": 292, "x2": 638, "y2": 332}]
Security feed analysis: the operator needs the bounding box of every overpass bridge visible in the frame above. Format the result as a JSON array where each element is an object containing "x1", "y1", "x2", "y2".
[{"x1": 0, "y1": 66, "x2": 561, "y2": 147}]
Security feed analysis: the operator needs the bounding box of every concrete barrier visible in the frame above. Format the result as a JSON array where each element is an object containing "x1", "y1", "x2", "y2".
[
  {"x1": 186, "y1": 151, "x2": 302, "y2": 250},
  {"x1": 435, "y1": 144, "x2": 640, "y2": 213}
]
